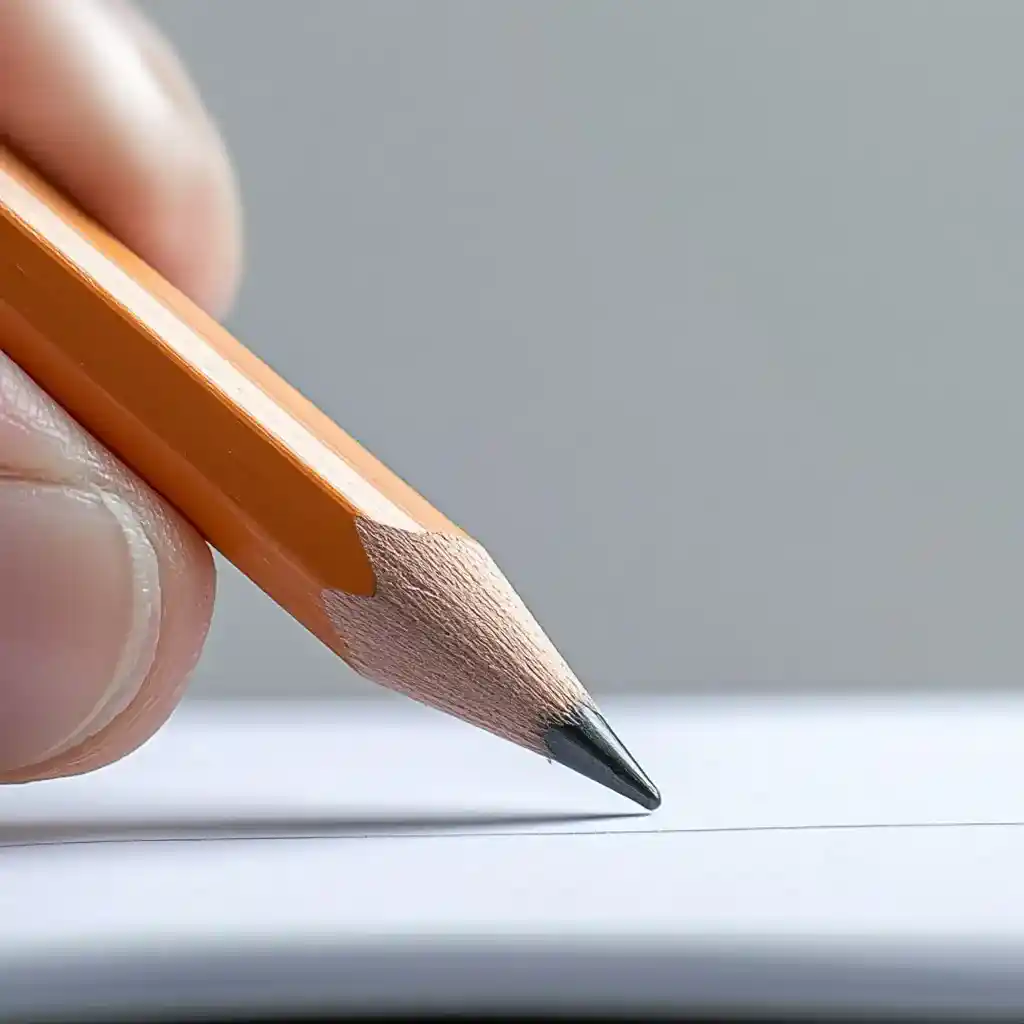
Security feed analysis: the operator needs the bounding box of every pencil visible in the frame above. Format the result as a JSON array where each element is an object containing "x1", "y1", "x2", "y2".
[{"x1": 0, "y1": 146, "x2": 660, "y2": 811}]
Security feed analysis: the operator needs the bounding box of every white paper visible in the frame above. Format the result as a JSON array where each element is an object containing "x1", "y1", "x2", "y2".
[
  {"x1": 3, "y1": 694, "x2": 1024, "y2": 1019},
  {"x1": 2, "y1": 692, "x2": 1024, "y2": 840}
]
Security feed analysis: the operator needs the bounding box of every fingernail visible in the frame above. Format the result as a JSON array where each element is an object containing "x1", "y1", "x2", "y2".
[{"x1": 0, "y1": 481, "x2": 161, "y2": 772}]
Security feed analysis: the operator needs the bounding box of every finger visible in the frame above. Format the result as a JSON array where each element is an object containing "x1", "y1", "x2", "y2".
[
  {"x1": 0, "y1": 0, "x2": 243, "y2": 316},
  {"x1": 0, "y1": 0, "x2": 239, "y2": 779},
  {"x1": 0, "y1": 353, "x2": 215, "y2": 782}
]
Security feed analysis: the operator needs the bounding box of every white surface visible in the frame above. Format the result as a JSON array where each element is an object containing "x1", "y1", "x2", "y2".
[{"x1": 4, "y1": 694, "x2": 1024, "y2": 1018}]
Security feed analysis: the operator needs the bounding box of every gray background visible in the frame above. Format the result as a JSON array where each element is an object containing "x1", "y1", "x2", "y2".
[{"x1": 140, "y1": 1, "x2": 1024, "y2": 701}]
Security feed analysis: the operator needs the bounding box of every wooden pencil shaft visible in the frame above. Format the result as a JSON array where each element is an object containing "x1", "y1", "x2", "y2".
[{"x1": 0, "y1": 147, "x2": 458, "y2": 659}]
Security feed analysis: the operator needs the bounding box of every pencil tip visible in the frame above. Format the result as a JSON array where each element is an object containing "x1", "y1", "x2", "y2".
[{"x1": 543, "y1": 705, "x2": 662, "y2": 811}]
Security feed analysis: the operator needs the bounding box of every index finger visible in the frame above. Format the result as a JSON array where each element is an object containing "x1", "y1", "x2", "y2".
[{"x1": 0, "y1": 0, "x2": 243, "y2": 316}]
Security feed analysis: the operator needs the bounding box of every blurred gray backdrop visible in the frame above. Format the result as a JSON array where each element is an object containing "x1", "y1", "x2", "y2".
[{"x1": 141, "y1": 1, "x2": 1024, "y2": 700}]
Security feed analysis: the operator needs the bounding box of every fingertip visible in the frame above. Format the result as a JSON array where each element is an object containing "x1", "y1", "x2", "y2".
[
  {"x1": 16, "y1": 525, "x2": 217, "y2": 783},
  {"x1": 110, "y1": 113, "x2": 245, "y2": 319},
  {"x1": 0, "y1": 353, "x2": 218, "y2": 783},
  {"x1": 0, "y1": 516, "x2": 216, "y2": 784},
  {"x1": 0, "y1": 0, "x2": 244, "y2": 318}
]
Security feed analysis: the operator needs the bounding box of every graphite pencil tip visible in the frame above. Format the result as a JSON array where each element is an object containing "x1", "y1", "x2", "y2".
[{"x1": 543, "y1": 705, "x2": 662, "y2": 811}]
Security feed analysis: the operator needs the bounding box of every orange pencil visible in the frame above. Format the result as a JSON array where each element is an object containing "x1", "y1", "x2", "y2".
[{"x1": 0, "y1": 146, "x2": 659, "y2": 810}]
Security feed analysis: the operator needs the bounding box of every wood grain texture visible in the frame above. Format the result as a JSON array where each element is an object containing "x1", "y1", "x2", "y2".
[
  {"x1": 323, "y1": 520, "x2": 587, "y2": 750},
  {"x1": 0, "y1": 146, "x2": 588, "y2": 743}
]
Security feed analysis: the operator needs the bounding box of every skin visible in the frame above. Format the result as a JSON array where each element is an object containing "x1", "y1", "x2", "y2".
[{"x1": 0, "y1": 0, "x2": 242, "y2": 780}]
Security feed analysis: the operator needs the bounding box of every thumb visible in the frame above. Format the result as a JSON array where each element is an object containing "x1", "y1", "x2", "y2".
[{"x1": 0, "y1": 352, "x2": 214, "y2": 779}]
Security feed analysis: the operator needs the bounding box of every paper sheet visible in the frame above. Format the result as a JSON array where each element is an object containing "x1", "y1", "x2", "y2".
[
  {"x1": 1, "y1": 692, "x2": 1023, "y2": 842},
  {"x1": 4, "y1": 694, "x2": 1024, "y2": 1019}
]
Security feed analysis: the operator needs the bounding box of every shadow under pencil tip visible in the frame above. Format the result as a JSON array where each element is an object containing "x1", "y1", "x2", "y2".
[{"x1": 0, "y1": 809, "x2": 647, "y2": 849}]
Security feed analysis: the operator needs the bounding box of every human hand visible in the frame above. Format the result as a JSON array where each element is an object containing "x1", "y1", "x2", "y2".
[{"x1": 0, "y1": 0, "x2": 242, "y2": 780}]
